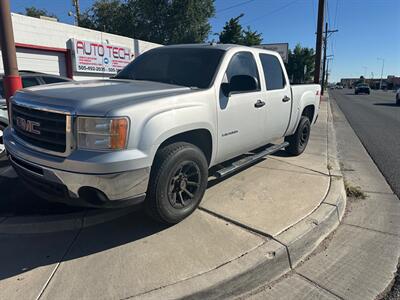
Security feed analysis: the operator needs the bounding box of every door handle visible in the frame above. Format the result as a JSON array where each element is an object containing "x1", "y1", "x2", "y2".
[
  {"x1": 282, "y1": 95, "x2": 291, "y2": 102},
  {"x1": 254, "y1": 100, "x2": 266, "y2": 108}
]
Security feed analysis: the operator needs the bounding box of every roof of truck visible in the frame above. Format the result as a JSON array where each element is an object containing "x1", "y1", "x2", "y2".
[{"x1": 162, "y1": 43, "x2": 280, "y2": 56}]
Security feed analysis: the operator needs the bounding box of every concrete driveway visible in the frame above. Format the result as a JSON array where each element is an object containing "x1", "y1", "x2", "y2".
[{"x1": 0, "y1": 100, "x2": 340, "y2": 299}]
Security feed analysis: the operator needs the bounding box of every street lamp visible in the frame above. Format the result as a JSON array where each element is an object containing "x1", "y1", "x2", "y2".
[{"x1": 377, "y1": 58, "x2": 385, "y2": 90}]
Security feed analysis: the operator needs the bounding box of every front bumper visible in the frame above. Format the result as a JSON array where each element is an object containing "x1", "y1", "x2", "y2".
[
  {"x1": 8, "y1": 154, "x2": 149, "y2": 207},
  {"x1": 4, "y1": 128, "x2": 150, "y2": 207}
]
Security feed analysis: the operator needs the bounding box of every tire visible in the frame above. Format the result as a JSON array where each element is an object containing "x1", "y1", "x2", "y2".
[
  {"x1": 396, "y1": 97, "x2": 400, "y2": 106},
  {"x1": 146, "y1": 142, "x2": 208, "y2": 224},
  {"x1": 284, "y1": 116, "x2": 311, "y2": 156},
  {"x1": 0, "y1": 123, "x2": 6, "y2": 159}
]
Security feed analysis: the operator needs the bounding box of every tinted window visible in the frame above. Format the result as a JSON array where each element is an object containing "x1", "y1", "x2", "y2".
[
  {"x1": 226, "y1": 52, "x2": 260, "y2": 88},
  {"x1": 259, "y1": 54, "x2": 286, "y2": 90},
  {"x1": 22, "y1": 77, "x2": 41, "y2": 88},
  {"x1": 42, "y1": 76, "x2": 70, "y2": 84},
  {"x1": 115, "y1": 48, "x2": 225, "y2": 89},
  {"x1": 0, "y1": 80, "x2": 3, "y2": 98}
]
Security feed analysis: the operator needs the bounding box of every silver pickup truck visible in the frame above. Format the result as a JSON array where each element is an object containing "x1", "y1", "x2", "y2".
[{"x1": 4, "y1": 44, "x2": 320, "y2": 224}]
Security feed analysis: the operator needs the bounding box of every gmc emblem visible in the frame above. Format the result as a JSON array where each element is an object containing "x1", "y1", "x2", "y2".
[{"x1": 16, "y1": 117, "x2": 41, "y2": 135}]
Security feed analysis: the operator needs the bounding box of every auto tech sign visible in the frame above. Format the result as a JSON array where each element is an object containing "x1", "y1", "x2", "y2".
[{"x1": 71, "y1": 39, "x2": 133, "y2": 74}]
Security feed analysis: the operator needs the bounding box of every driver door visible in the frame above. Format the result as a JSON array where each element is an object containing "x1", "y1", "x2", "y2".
[{"x1": 216, "y1": 51, "x2": 266, "y2": 162}]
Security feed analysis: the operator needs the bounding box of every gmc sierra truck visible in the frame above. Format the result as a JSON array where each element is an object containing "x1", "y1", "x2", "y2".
[{"x1": 4, "y1": 44, "x2": 320, "y2": 224}]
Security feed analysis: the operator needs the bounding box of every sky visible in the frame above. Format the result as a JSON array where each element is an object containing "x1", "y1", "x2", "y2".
[{"x1": 10, "y1": 0, "x2": 400, "y2": 82}]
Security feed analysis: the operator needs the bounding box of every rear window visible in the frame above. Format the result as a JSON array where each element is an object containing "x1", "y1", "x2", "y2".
[
  {"x1": 22, "y1": 77, "x2": 41, "y2": 88},
  {"x1": 42, "y1": 76, "x2": 70, "y2": 84},
  {"x1": 259, "y1": 54, "x2": 286, "y2": 90}
]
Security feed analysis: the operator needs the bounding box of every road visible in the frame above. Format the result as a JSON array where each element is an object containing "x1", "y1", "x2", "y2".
[{"x1": 330, "y1": 89, "x2": 400, "y2": 198}]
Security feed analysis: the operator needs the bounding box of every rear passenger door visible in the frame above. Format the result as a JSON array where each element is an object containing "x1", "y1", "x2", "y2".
[{"x1": 259, "y1": 54, "x2": 292, "y2": 139}]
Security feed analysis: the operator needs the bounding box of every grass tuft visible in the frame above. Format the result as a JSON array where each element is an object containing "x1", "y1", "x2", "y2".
[{"x1": 344, "y1": 180, "x2": 367, "y2": 199}]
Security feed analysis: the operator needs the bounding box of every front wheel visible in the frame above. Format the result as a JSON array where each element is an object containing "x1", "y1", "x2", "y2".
[
  {"x1": 146, "y1": 142, "x2": 208, "y2": 224},
  {"x1": 284, "y1": 116, "x2": 311, "y2": 156},
  {"x1": 396, "y1": 97, "x2": 400, "y2": 106},
  {"x1": 0, "y1": 123, "x2": 6, "y2": 159}
]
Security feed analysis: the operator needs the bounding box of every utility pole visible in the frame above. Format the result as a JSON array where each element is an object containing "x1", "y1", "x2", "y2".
[
  {"x1": 321, "y1": 22, "x2": 328, "y2": 94},
  {"x1": 72, "y1": 0, "x2": 81, "y2": 26},
  {"x1": 0, "y1": 0, "x2": 22, "y2": 110},
  {"x1": 378, "y1": 58, "x2": 385, "y2": 90},
  {"x1": 326, "y1": 57, "x2": 333, "y2": 86},
  {"x1": 320, "y1": 23, "x2": 338, "y2": 95},
  {"x1": 314, "y1": 0, "x2": 325, "y2": 85}
]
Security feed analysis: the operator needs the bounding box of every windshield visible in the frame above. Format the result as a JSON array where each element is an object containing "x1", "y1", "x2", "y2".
[{"x1": 115, "y1": 47, "x2": 225, "y2": 89}]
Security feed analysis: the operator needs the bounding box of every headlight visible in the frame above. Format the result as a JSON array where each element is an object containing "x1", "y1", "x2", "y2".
[{"x1": 77, "y1": 117, "x2": 129, "y2": 150}]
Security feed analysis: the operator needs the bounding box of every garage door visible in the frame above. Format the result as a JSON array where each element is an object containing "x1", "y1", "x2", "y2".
[{"x1": 0, "y1": 47, "x2": 67, "y2": 76}]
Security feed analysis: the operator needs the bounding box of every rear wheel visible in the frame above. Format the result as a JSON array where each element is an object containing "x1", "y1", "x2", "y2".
[
  {"x1": 285, "y1": 116, "x2": 311, "y2": 156},
  {"x1": 0, "y1": 123, "x2": 6, "y2": 159},
  {"x1": 396, "y1": 96, "x2": 400, "y2": 106},
  {"x1": 146, "y1": 142, "x2": 208, "y2": 224}
]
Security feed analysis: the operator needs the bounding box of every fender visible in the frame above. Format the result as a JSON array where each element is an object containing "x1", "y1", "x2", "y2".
[
  {"x1": 286, "y1": 89, "x2": 318, "y2": 136},
  {"x1": 137, "y1": 103, "x2": 217, "y2": 165}
]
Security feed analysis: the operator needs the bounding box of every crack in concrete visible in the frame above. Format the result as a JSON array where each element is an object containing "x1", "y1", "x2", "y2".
[
  {"x1": 341, "y1": 223, "x2": 400, "y2": 239},
  {"x1": 35, "y1": 211, "x2": 87, "y2": 300},
  {"x1": 295, "y1": 271, "x2": 345, "y2": 300}
]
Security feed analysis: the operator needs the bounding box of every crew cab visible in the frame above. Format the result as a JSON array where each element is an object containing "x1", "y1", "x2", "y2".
[{"x1": 4, "y1": 44, "x2": 320, "y2": 224}]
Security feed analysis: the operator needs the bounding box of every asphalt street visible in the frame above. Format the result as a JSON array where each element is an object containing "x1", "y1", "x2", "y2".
[{"x1": 330, "y1": 89, "x2": 400, "y2": 198}]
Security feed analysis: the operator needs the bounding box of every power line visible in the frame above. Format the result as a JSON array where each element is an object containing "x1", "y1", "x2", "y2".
[
  {"x1": 333, "y1": 0, "x2": 339, "y2": 29},
  {"x1": 312, "y1": 0, "x2": 317, "y2": 31},
  {"x1": 216, "y1": 0, "x2": 255, "y2": 13},
  {"x1": 243, "y1": 0, "x2": 299, "y2": 26}
]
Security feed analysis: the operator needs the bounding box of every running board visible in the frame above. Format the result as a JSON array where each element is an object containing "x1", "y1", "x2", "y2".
[{"x1": 215, "y1": 142, "x2": 289, "y2": 178}]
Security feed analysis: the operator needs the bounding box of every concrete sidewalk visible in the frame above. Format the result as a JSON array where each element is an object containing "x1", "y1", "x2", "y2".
[
  {"x1": 0, "y1": 99, "x2": 344, "y2": 300},
  {"x1": 242, "y1": 94, "x2": 400, "y2": 300}
]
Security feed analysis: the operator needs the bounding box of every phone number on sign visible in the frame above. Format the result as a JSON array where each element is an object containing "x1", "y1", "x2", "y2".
[{"x1": 78, "y1": 65, "x2": 117, "y2": 73}]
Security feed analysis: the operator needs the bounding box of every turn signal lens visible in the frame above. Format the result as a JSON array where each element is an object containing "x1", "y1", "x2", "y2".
[{"x1": 110, "y1": 118, "x2": 128, "y2": 150}]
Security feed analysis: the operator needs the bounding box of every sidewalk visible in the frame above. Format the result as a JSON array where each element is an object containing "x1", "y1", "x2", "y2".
[
  {"x1": 241, "y1": 93, "x2": 400, "y2": 300},
  {"x1": 0, "y1": 99, "x2": 344, "y2": 300}
]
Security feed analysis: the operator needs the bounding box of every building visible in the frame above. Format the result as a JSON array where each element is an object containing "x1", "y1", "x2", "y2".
[
  {"x1": 340, "y1": 75, "x2": 399, "y2": 90},
  {"x1": 0, "y1": 13, "x2": 161, "y2": 80}
]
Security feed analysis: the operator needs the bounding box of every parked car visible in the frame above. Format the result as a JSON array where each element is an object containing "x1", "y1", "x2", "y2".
[
  {"x1": 0, "y1": 71, "x2": 72, "y2": 158},
  {"x1": 355, "y1": 83, "x2": 370, "y2": 95},
  {"x1": 396, "y1": 88, "x2": 400, "y2": 105},
  {"x1": 335, "y1": 84, "x2": 344, "y2": 89},
  {"x1": 4, "y1": 44, "x2": 321, "y2": 224}
]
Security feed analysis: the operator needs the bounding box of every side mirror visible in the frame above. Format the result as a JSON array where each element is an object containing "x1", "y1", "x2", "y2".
[{"x1": 221, "y1": 75, "x2": 258, "y2": 97}]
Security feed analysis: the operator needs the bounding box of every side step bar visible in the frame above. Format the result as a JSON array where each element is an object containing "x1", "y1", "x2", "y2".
[{"x1": 215, "y1": 142, "x2": 289, "y2": 178}]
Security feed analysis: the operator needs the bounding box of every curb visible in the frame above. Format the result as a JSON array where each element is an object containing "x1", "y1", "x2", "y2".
[{"x1": 128, "y1": 97, "x2": 348, "y2": 300}]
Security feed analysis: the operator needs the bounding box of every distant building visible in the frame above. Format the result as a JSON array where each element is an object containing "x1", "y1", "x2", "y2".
[{"x1": 340, "y1": 76, "x2": 399, "y2": 90}]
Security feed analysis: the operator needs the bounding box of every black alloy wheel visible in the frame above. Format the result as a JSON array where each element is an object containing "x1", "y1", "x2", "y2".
[{"x1": 168, "y1": 161, "x2": 201, "y2": 209}]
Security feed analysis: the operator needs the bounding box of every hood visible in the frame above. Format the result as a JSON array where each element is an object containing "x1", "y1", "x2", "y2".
[{"x1": 13, "y1": 79, "x2": 194, "y2": 115}]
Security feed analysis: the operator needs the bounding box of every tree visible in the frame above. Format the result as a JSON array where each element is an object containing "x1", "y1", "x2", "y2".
[
  {"x1": 79, "y1": 0, "x2": 215, "y2": 45},
  {"x1": 22, "y1": 6, "x2": 58, "y2": 20},
  {"x1": 286, "y1": 44, "x2": 315, "y2": 84},
  {"x1": 218, "y1": 14, "x2": 262, "y2": 46},
  {"x1": 241, "y1": 26, "x2": 262, "y2": 46},
  {"x1": 219, "y1": 14, "x2": 244, "y2": 44},
  {"x1": 79, "y1": 0, "x2": 125, "y2": 34}
]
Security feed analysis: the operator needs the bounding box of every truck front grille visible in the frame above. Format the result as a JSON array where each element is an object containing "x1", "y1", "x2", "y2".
[{"x1": 12, "y1": 104, "x2": 67, "y2": 153}]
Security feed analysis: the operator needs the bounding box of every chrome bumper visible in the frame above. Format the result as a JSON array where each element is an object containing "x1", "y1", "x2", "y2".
[{"x1": 8, "y1": 154, "x2": 150, "y2": 206}]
